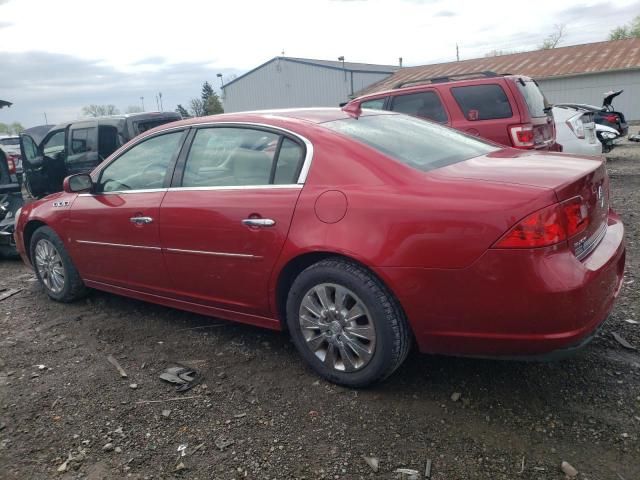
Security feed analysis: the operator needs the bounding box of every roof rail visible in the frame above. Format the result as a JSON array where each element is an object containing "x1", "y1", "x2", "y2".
[{"x1": 393, "y1": 71, "x2": 507, "y2": 89}]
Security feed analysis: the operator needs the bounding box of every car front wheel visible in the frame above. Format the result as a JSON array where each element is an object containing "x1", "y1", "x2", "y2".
[
  {"x1": 30, "y1": 226, "x2": 87, "y2": 302},
  {"x1": 286, "y1": 258, "x2": 411, "y2": 387}
]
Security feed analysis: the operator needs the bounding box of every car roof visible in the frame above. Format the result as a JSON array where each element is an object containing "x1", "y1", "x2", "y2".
[
  {"x1": 49, "y1": 111, "x2": 182, "y2": 132},
  {"x1": 352, "y1": 74, "x2": 528, "y2": 102},
  {"x1": 156, "y1": 108, "x2": 396, "y2": 129}
]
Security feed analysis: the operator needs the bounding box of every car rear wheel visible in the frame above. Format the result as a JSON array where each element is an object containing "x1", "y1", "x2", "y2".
[
  {"x1": 286, "y1": 258, "x2": 411, "y2": 387},
  {"x1": 30, "y1": 226, "x2": 87, "y2": 302}
]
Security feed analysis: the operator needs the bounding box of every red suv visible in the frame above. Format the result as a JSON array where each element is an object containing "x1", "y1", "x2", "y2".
[{"x1": 345, "y1": 72, "x2": 558, "y2": 150}]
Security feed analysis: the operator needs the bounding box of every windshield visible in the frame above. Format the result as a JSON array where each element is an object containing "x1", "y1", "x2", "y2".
[
  {"x1": 516, "y1": 80, "x2": 549, "y2": 118},
  {"x1": 323, "y1": 114, "x2": 498, "y2": 172},
  {"x1": 0, "y1": 138, "x2": 19, "y2": 146}
]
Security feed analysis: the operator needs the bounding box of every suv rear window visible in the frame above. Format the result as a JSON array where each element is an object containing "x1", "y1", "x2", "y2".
[
  {"x1": 0, "y1": 138, "x2": 19, "y2": 146},
  {"x1": 516, "y1": 79, "x2": 549, "y2": 118},
  {"x1": 323, "y1": 114, "x2": 498, "y2": 172},
  {"x1": 451, "y1": 84, "x2": 512, "y2": 120},
  {"x1": 390, "y1": 91, "x2": 448, "y2": 123}
]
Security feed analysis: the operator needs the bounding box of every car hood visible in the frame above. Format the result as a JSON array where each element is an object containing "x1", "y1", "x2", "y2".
[{"x1": 430, "y1": 149, "x2": 603, "y2": 191}]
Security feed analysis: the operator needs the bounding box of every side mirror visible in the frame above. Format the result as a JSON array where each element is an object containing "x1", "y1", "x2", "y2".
[{"x1": 63, "y1": 173, "x2": 93, "y2": 193}]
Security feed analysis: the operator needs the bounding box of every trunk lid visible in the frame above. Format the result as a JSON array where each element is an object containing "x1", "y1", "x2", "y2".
[
  {"x1": 512, "y1": 78, "x2": 555, "y2": 149},
  {"x1": 432, "y1": 150, "x2": 608, "y2": 258},
  {"x1": 602, "y1": 89, "x2": 623, "y2": 108}
]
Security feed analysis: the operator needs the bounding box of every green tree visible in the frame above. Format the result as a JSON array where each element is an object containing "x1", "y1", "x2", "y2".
[
  {"x1": 81, "y1": 104, "x2": 120, "y2": 117},
  {"x1": 609, "y1": 16, "x2": 640, "y2": 40},
  {"x1": 175, "y1": 104, "x2": 190, "y2": 118},
  {"x1": 204, "y1": 92, "x2": 224, "y2": 115},
  {"x1": 9, "y1": 122, "x2": 24, "y2": 134},
  {"x1": 0, "y1": 123, "x2": 8, "y2": 134},
  {"x1": 201, "y1": 81, "x2": 214, "y2": 105}
]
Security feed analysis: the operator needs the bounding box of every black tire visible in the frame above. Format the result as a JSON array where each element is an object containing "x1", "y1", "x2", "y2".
[
  {"x1": 286, "y1": 258, "x2": 411, "y2": 387},
  {"x1": 30, "y1": 226, "x2": 87, "y2": 302}
]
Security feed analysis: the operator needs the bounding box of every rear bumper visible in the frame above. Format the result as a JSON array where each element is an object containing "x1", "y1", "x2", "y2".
[{"x1": 377, "y1": 214, "x2": 625, "y2": 357}]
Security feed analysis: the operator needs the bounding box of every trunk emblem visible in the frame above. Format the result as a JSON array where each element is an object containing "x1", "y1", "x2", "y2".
[{"x1": 597, "y1": 185, "x2": 604, "y2": 208}]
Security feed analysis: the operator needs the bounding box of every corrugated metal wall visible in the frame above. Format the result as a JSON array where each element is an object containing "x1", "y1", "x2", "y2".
[
  {"x1": 222, "y1": 59, "x2": 391, "y2": 112},
  {"x1": 538, "y1": 70, "x2": 640, "y2": 120}
]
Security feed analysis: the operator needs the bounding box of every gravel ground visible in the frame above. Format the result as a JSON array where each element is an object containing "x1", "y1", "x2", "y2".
[{"x1": 0, "y1": 140, "x2": 639, "y2": 479}]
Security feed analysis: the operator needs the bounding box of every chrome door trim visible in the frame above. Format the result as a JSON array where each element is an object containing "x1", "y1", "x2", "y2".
[
  {"x1": 76, "y1": 240, "x2": 162, "y2": 251},
  {"x1": 164, "y1": 247, "x2": 260, "y2": 259}
]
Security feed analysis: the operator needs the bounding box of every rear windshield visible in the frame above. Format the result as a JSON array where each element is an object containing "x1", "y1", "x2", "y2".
[
  {"x1": 323, "y1": 114, "x2": 498, "y2": 172},
  {"x1": 516, "y1": 80, "x2": 549, "y2": 118},
  {"x1": 0, "y1": 138, "x2": 19, "y2": 146},
  {"x1": 450, "y1": 84, "x2": 513, "y2": 120}
]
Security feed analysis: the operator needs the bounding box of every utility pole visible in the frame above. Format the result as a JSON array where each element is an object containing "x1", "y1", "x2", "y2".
[
  {"x1": 217, "y1": 73, "x2": 223, "y2": 88},
  {"x1": 43, "y1": 112, "x2": 48, "y2": 124},
  {"x1": 140, "y1": 96, "x2": 145, "y2": 111},
  {"x1": 456, "y1": 44, "x2": 460, "y2": 62},
  {"x1": 159, "y1": 92, "x2": 163, "y2": 111}
]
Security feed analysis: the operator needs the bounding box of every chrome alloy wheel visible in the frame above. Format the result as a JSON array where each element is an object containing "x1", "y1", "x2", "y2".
[
  {"x1": 298, "y1": 283, "x2": 376, "y2": 372},
  {"x1": 34, "y1": 239, "x2": 65, "y2": 294}
]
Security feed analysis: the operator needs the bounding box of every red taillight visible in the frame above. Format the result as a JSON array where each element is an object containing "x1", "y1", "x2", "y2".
[
  {"x1": 509, "y1": 124, "x2": 534, "y2": 148},
  {"x1": 494, "y1": 197, "x2": 589, "y2": 249},
  {"x1": 563, "y1": 197, "x2": 589, "y2": 237},
  {"x1": 602, "y1": 114, "x2": 618, "y2": 123},
  {"x1": 6, "y1": 156, "x2": 16, "y2": 174}
]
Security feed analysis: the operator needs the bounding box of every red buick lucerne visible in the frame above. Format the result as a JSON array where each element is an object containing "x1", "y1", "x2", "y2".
[{"x1": 14, "y1": 108, "x2": 625, "y2": 387}]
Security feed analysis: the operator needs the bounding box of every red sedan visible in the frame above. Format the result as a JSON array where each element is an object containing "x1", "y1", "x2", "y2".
[{"x1": 14, "y1": 108, "x2": 625, "y2": 387}]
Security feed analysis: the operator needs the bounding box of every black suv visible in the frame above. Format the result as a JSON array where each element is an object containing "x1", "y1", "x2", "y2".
[{"x1": 20, "y1": 111, "x2": 181, "y2": 198}]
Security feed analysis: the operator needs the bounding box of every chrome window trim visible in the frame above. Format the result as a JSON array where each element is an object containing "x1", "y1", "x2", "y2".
[
  {"x1": 78, "y1": 188, "x2": 168, "y2": 196},
  {"x1": 76, "y1": 240, "x2": 162, "y2": 251},
  {"x1": 168, "y1": 184, "x2": 302, "y2": 192},
  {"x1": 164, "y1": 248, "x2": 259, "y2": 259},
  {"x1": 77, "y1": 184, "x2": 302, "y2": 196},
  {"x1": 92, "y1": 121, "x2": 314, "y2": 186},
  {"x1": 186, "y1": 122, "x2": 314, "y2": 184}
]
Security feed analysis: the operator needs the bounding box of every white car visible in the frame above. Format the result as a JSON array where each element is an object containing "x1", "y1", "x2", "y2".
[{"x1": 553, "y1": 106, "x2": 601, "y2": 156}]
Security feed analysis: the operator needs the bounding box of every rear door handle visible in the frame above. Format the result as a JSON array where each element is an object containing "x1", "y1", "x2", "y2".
[
  {"x1": 130, "y1": 216, "x2": 153, "y2": 225},
  {"x1": 242, "y1": 218, "x2": 276, "y2": 228}
]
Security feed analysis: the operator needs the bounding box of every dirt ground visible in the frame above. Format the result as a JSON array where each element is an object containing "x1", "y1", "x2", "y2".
[{"x1": 1, "y1": 139, "x2": 639, "y2": 480}]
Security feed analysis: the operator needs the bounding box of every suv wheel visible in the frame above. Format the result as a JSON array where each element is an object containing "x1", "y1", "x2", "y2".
[{"x1": 286, "y1": 258, "x2": 411, "y2": 387}]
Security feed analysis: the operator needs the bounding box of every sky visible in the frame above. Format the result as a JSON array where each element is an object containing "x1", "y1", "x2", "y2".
[{"x1": 0, "y1": 0, "x2": 638, "y2": 127}]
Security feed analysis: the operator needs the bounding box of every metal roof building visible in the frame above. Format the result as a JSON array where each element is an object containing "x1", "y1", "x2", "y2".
[
  {"x1": 220, "y1": 57, "x2": 398, "y2": 113},
  {"x1": 359, "y1": 38, "x2": 640, "y2": 120}
]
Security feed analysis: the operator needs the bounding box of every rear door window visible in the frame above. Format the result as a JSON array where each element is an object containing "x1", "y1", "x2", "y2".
[
  {"x1": 360, "y1": 98, "x2": 386, "y2": 111},
  {"x1": 390, "y1": 91, "x2": 448, "y2": 123},
  {"x1": 70, "y1": 127, "x2": 97, "y2": 155},
  {"x1": 515, "y1": 80, "x2": 549, "y2": 118},
  {"x1": 451, "y1": 84, "x2": 513, "y2": 120}
]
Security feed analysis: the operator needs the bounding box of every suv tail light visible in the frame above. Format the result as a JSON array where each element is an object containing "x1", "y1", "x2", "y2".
[
  {"x1": 509, "y1": 124, "x2": 534, "y2": 148},
  {"x1": 6, "y1": 155, "x2": 16, "y2": 175},
  {"x1": 566, "y1": 114, "x2": 585, "y2": 139},
  {"x1": 602, "y1": 114, "x2": 619, "y2": 123},
  {"x1": 494, "y1": 197, "x2": 589, "y2": 248}
]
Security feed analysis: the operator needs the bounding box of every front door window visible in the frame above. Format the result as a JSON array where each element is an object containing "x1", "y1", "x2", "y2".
[{"x1": 98, "y1": 131, "x2": 184, "y2": 192}]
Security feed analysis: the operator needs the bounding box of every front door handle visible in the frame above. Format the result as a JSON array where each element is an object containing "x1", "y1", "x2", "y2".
[
  {"x1": 130, "y1": 216, "x2": 153, "y2": 225},
  {"x1": 242, "y1": 218, "x2": 276, "y2": 228}
]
